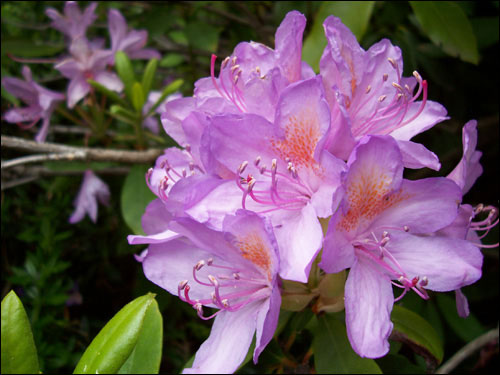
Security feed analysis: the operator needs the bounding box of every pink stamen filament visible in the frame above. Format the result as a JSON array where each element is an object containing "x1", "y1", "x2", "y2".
[{"x1": 16, "y1": 116, "x2": 41, "y2": 129}]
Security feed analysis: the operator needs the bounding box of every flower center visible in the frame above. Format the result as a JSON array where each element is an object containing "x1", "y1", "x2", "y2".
[
  {"x1": 178, "y1": 257, "x2": 270, "y2": 320},
  {"x1": 350, "y1": 59, "x2": 428, "y2": 138}
]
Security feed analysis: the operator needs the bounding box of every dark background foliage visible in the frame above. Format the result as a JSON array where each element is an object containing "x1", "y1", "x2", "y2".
[{"x1": 1, "y1": 1, "x2": 498, "y2": 373}]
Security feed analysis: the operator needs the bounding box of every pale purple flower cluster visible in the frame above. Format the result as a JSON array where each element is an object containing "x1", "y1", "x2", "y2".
[{"x1": 127, "y1": 11, "x2": 496, "y2": 372}]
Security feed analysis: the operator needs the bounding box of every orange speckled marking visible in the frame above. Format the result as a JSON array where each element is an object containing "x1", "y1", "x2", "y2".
[
  {"x1": 337, "y1": 169, "x2": 411, "y2": 232},
  {"x1": 270, "y1": 110, "x2": 321, "y2": 173},
  {"x1": 235, "y1": 232, "x2": 272, "y2": 280}
]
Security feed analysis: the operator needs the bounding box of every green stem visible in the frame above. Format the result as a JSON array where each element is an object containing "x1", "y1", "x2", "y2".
[{"x1": 55, "y1": 106, "x2": 86, "y2": 127}]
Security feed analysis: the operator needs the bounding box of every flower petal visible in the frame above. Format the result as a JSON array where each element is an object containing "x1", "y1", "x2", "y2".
[
  {"x1": 396, "y1": 139, "x2": 441, "y2": 170},
  {"x1": 345, "y1": 254, "x2": 394, "y2": 358},
  {"x1": 386, "y1": 231, "x2": 483, "y2": 291},
  {"x1": 275, "y1": 10, "x2": 306, "y2": 83}
]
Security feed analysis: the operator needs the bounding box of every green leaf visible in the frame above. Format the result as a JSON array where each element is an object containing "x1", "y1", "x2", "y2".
[
  {"x1": 115, "y1": 51, "x2": 137, "y2": 101},
  {"x1": 146, "y1": 79, "x2": 183, "y2": 117},
  {"x1": 435, "y1": 293, "x2": 484, "y2": 343},
  {"x1": 302, "y1": 1, "x2": 375, "y2": 72},
  {"x1": 121, "y1": 165, "x2": 157, "y2": 235},
  {"x1": 74, "y1": 293, "x2": 156, "y2": 374},
  {"x1": 391, "y1": 304, "x2": 443, "y2": 366},
  {"x1": 159, "y1": 53, "x2": 184, "y2": 68},
  {"x1": 118, "y1": 298, "x2": 163, "y2": 374},
  {"x1": 313, "y1": 314, "x2": 382, "y2": 374},
  {"x1": 470, "y1": 17, "x2": 500, "y2": 50},
  {"x1": 131, "y1": 82, "x2": 145, "y2": 112},
  {"x1": 141, "y1": 59, "x2": 158, "y2": 97},
  {"x1": 409, "y1": 1, "x2": 479, "y2": 64},
  {"x1": 1, "y1": 290, "x2": 39, "y2": 374},
  {"x1": 1, "y1": 39, "x2": 65, "y2": 58},
  {"x1": 88, "y1": 79, "x2": 128, "y2": 107},
  {"x1": 184, "y1": 22, "x2": 220, "y2": 52}
]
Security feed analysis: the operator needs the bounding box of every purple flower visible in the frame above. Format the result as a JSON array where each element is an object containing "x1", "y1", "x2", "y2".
[
  {"x1": 320, "y1": 16, "x2": 447, "y2": 170},
  {"x1": 142, "y1": 91, "x2": 182, "y2": 134},
  {"x1": 447, "y1": 120, "x2": 483, "y2": 195},
  {"x1": 2, "y1": 66, "x2": 65, "y2": 142},
  {"x1": 159, "y1": 77, "x2": 345, "y2": 283},
  {"x1": 108, "y1": 9, "x2": 161, "y2": 62},
  {"x1": 69, "y1": 170, "x2": 110, "y2": 224},
  {"x1": 45, "y1": 1, "x2": 98, "y2": 40},
  {"x1": 131, "y1": 210, "x2": 281, "y2": 374},
  {"x1": 320, "y1": 135, "x2": 482, "y2": 358},
  {"x1": 55, "y1": 37, "x2": 123, "y2": 108}
]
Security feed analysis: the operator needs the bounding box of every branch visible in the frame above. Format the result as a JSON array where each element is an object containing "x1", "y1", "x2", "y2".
[
  {"x1": 1, "y1": 152, "x2": 86, "y2": 170},
  {"x1": 435, "y1": 328, "x2": 499, "y2": 374},
  {"x1": 1, "y1": 135, "x2": 164, "y2": 164}
]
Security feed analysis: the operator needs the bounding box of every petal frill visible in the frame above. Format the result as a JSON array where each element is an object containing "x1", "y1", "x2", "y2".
[
  {"x1": 455, "y1": 288, "x2": 470, "y2": 318},
  {"x1": 386, "y1": 231, "x2": 483, "y2": 291},
  {"x1": 389, "y1": 100, "x2": 448, "y2": 141},
  {"x1": 396, "y1": 140, "x2": 441, "y2": 171},
  {"x1": 127, "y1": 229, "x2": 181, "y2": 245},
  {"x1": 272, "y1": 203, "x2": 323, "y2": 282},
  {"x1": 369, "y1": 177, "x2": 462, "y2": 234},
  {"x1": 183, "y1": 301, "x2": 265, "y2": 374},
  {"x1": 162, "y1": 97, "x2": 196, "y2": 146},
  {"x1": 274, "y1": 10, "x2": 306, "y2": 83},
  {"x1": 345, "y1": 254, "x2": 394, "y2": 358}
]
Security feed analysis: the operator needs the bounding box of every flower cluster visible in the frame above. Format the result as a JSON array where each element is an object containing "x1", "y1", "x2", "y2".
[
  {"x1": 2, "y1": 1, "x2": 162, "y2": 225},
  {"x1": 126, "y1": 11, "x2": 496, "y2": 374}
]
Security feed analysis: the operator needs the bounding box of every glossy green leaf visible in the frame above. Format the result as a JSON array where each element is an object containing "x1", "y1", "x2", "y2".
[
  {"x1": 391, "y1": 304, "x2": 443, "y2": 366},
  {"x1": 88, "y1": 79, "x2": 128, "y2": 107},
  {"x1": 435, "y1": 293, "x2": 484, "y2": 343},
  {"x1": 141, "y1": 58, "x2": 158, "y2": 97},
  {"x1": 131, "y1": 82, "x2": 145, "y2": 112},
  {"x1": 74, "y1": 293, "x2": 156, "y2": 374},
  {"x1": 313, "y1": 314, "x2": 382, "y2": 374},
  {"x1": 1, "y1": 290, "x2": 39, "y2": 374},
  {"x1": 118, "y1": 298, "x2": 163, "y2": 374},
  {"x1": 115, "y1": 51, "x2": 137, "y2": 101},
  {"x1": 146, "y1": 79, "x2": 183, "y2": 117},
  {"x1": 410, "y1": 1, "x2": 479, "y2": 64},
  {"x1": 302, "y1": 1, "x2": 375, "y2": 72},
  {"x1": 121, "y1": 165, "x2": 157, "y2": 235}
]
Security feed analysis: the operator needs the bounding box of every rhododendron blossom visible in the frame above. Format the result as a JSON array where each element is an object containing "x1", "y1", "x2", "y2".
[
  {"x1": 2, "y1": 66, "x2": 65, "y2": 142},
  {"x1": 320, "y1": 135, "x2": 483, "y2": 358},
  {"x1": 69, "y1": 170, "x2": 110, "y2": 224},
  {"x1": 133, "y1": 210, "x2": 281, "y2": 374}
]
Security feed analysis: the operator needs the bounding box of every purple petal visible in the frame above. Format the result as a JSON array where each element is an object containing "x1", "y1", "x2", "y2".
[
  {"x1": 345, "y1": 254, "x2": 394, "y2": 358},
  {"x1": 34, "y1": 116, "x2": 51, "y2": 143},
  {"x1": 275, "y1": 10, "x2": 306, "y2": 83},
  {"x1": 397, "y1": 139, "x2": 441, "y2": 171},
  {"x1": 93, "y1": 71, "x2": 124, "y2": 92},
  {"x1": 67, "y1": 76, "x2": 90, "y2": 108},
  {"x1": 272, "y1": 204, "x2": 323, "y2": 282},
  {"x1": 447, "y1": 120, "x2": 483, "y2": 194},
  {"x1": 254, "y1": 285, "x2": 281, "y2": 362},
  {"x1": 2, "y1": 76, "x2": 38, "y2": 103},
  {"x1": 69, "y1": 170, "x2": 110, "y2": 224},
  {"x1": 3, "y1": 107, "x2": 40, "y2": 124},
  {"x1": 455, "y1": 288, "x2": 470, "y2": 318},
  {"x1": 386, "y1": 231, "x2": 483, "y2": 291},
  {"x1": 389, "y1": 100, "x2": 449, "y2": 141},
  {"x1": 183, "y1": 302, "x2": 264, "y2": 374},
  {"x1": 108, "y1": 9, "x2": 128, "y2": 52}
]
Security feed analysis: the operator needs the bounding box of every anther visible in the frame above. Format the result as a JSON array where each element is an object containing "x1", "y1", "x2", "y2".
[
  {"x1": 248, "y1": 178, "x2": 256, "y2": 192},
  {"x1": 208, "y1": 275, "x2": 219, "y2": 286},
  {"x1": 233, "y1": 272, "x2": 240, "y2": 280},
  {"x1": 412, "y1": 71, "x2": 422, "y2": 82},
  {"x1": 474, "y1": 204, "x2": 484, "y2": 214},
  {"x1": 231, "y1": 64, "x2": 240, "y2": 73},
  {"x1": 365, "y1": 85, "x2": 372, "y2": 94},
  {"x1": 207, "y1": 258, "x2": 213, "y2": 266},
  {"x1": 259, "y1": 165, "x2": 267, "y2": 174},
  {"x1": 404, "y1": 84, "x2": 411, "y2": 92},
  {"x1": 221, "y1": 57, "x2": 230, "y2": 69},
  {"x1": 392, "y1": 82, "x2": 403, "y2": 91},
  {"x1": 184, "y1": 144, "x2": 191, "y2": 153},
  {"x1": 396, "y1": 93, "x2": 403, "y2": 101},
  {"x1": 195, "y1": 260, "x2": 205, "y2": 271},
  {"x1": 403, "y1": 226, "x2": 410, "y2": 232},
  {"x1": 419, "y1": 276, "x2": 428, "y2": 287},
  {"x1": 182, "y1": 168, "x2": 187, "y2": 178},
  {"x1": 232, "y1": 56, "x2": 237, "y2": 65},
  {"x1": 378, "y1": 95, "x2": 387, "y2": 102},
  {"x1": 238, "y1": 161, "x2": 249, "y2": 174},
  {"x1": 179, "y1": 280, "x2": 188, "y2": 290},
  {"x1": 189, "y1": 162, "x2": 195, "y2": 171},
  {"x1": 382, "y1": 73, "x2": 388, "y2": 82},
  {"x1": 271, "y1": 159, "x2": 277, "y2": 172},
  {"x1": 388, "y1": 58, "x2": 397, "y2": 69},
  {"x1": 146, "y1": 167, "x2": 153, "y2": 177},
  {"x1": 254, "y1": 156, "x2": 261, "y2": 166},
  {"x1": 222, "y1": 299, "x2": 229, "y2": 308},
  {"x1": 255, "y1": 66, "x2": 261, "y2": 75}
]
